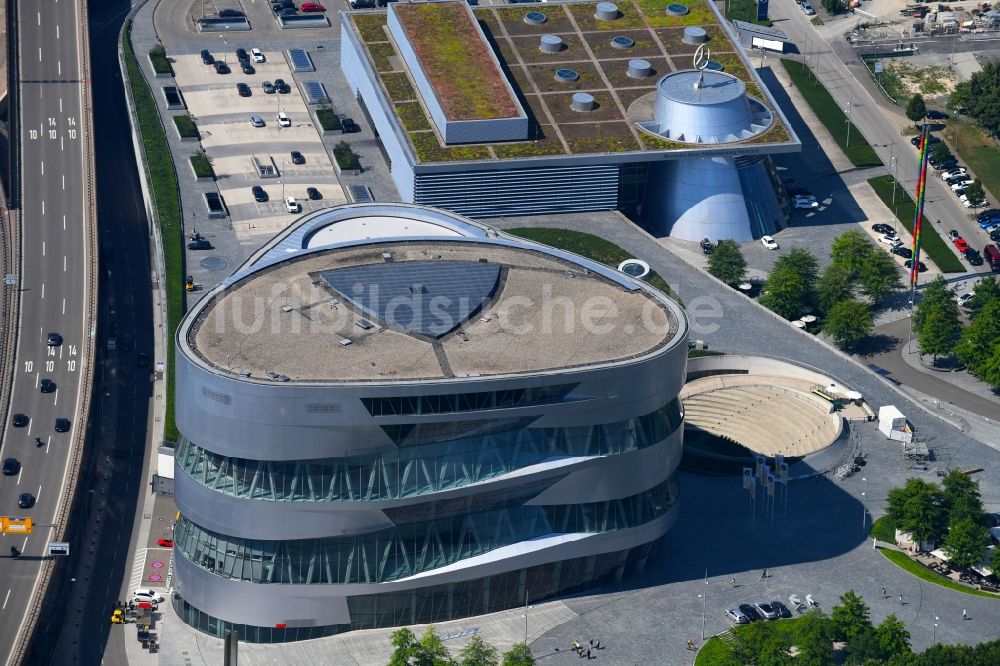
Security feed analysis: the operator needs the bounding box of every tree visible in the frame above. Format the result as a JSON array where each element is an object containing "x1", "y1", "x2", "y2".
[
  {"x1": 830, "y1": 590, "x2": 870, "y2": 642},
  {"x1": 388, "y1": 628, "x2": 456, "y2": 666},
  {"x1": 991, "y1": 543, "x2": 1000, "y2": 579},
  {"x1": 760, "y1": 249, "x2": 819, "y2": 320},
  {"x1": 964, "y1": 181, "x2": 987, "y2": 208},
  {"x1": 942, "y1": 469, "x2": 984, "y2": 526},
  {"x1": 965, "y1": 277, "x2": 1000, "y2": 319},
  {"x1": 942, "y1": 517, "x2": 989, "y2": 571},
  {"x1": 963, "y1": 61, "x2": 1000, "y2": 135},
  {"x1": 707, "y1": 239, "x2": 747, "y2": 286},
  {"x1": 948, "y1": 80, "x2": 971, "y2": 113},
  {"x1": 830, "y1": 231, "x2": 873, "y2": 279},
  {"x1": 913, "y1": 276, "x2": 954, "y2": 334},
  {"x1": 887, "y1": 478, "x2": 948, "y2": 545},
  {"x1": 954, "y1": 299, "x2": 1000, "y2": 377},
  {"x1": 859, "y1": 250, "x2": 903, "y2": 304},
  {"x1": 917, "y1": 302, "x2": 962, "y2": 361},
  {"x1": 501, "y1": 643, "x2": 535, "y2": 666},
  {"x1": 845, "y1": 627, "x2": 884, "y2": 665},
  {"x1": 972, "y1": 343, "x2": 1000, "y2": 390},
  {"x1": 817, "y1": 264, "x2": 854, "y2": 314},
  {"x1": 459, "y1": 636, "x2": 498, "y2": 666},
  {"x1": 875, "y1": 615, "x2": 911, "y2": 657},
  {"x1": 389, "y1": 628, "x2": 420, "y2": 666},
  {"x1": 732, "y1": 621, "x2": 794, "y2": 666},
  {"x1": 824, "y1": 299, "x2": 873, "y2": 349},
  {"x1": 931, "y1": 142, "x2": 953, "y2": 165},
  {"x1": 906, "y1": 94, "x2": 927, "y2": 124},
  {"x1": 794, "y1": 611, "x2": 835, "y2": 666}
]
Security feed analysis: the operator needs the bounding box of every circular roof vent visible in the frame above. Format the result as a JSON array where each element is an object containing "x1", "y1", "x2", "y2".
[
  {"x1": 554, "y1": 68, "x2": 580, "y2": 83},
  {"x1": 666, "y1": 3, "x2": 690, "y2": 16},
  {"x1": 706, "y1": 60, "x2": 724, "y2": 71},
  {"x1": 617, "y1": 259, "x2": 651, "y2": 278},
  {"x1": 611, "y1": 35, "x2": 634, "y2": 49},
  {"x1": 571, "y1": 92, "x2": 595, "y2": 112},
  {"x1": 595, "y1": 2, "x2": 619, "y2": 20},
  {"x1": 540, "y1": 34, "x2": 563, "y2": 53},
  {"x1": 524, "y1": 11, "x2": 547, "y2": 25},
  {"x1": 627, "y1": 58, "x2": 652, "y2": 78},
  {"x1": 683, "y1": 26, "x2": 708, "y2": 44}
]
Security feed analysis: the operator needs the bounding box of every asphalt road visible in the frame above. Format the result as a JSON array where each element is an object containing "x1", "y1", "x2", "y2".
[
  {"x1": 772, "y1": 0, "x2": 992, "y2": 276},
  {"x1": 0, "y1": 0, "x2": 94, "y2": 662}
]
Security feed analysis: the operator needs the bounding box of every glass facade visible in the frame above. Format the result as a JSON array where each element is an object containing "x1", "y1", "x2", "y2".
[
  {"x1": 176, "y1": 399, "x2": 683, "y2": 503},
  {"x1": 360, "y1": 384, "x2": 578, "y2": 416},
  {"x1": 174, "y1": 475, "x2": 679, "y2": 585},
  {"x1": 172, "y1": 544, "x2": 650, "y2": 643}
]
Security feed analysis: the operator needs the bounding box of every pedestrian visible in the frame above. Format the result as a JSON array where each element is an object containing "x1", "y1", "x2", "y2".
[
  {"x1": 881, "y1": 587, "x2": 886, "y2": 599},
  {"x1": 761, "y1": 568, "x2": 767, "y2": 580},
  {"x1": 899, "y1": 593, "x2": 904, "y2": 604},
  {"x1": 589, "y1": 639, "x2": 594, "y2": 648},
  {"x1": 587, "y1": 648, "x2": 592, "y2": 659},
  {"x1": 730, "y1": 577, "x2": 737, "y2": 588},
  {"x1": 963, "y1": 609, "x2": 968, "y2": 620}
]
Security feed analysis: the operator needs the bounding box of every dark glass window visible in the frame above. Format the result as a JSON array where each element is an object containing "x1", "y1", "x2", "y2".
[{"x1": 360, "y1": 384, "x2": 579, "y2": 417}]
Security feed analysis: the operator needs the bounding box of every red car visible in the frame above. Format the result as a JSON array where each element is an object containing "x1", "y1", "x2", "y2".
[
  {"x1": 157, "y1": 538, "x2": 174, "y2": 548},
  {"x1": 953, "y1": 238, "x2": 970, "y2": 253},
  {"x1": 301, "y1": 2, "x2": 326, "y2": 11}
]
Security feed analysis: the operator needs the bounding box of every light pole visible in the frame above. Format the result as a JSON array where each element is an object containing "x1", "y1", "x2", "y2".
[
  {"x1": 934, "y1": 616, "x2": 939, "y2": 644},
  {"x1": 861, "y1": 476, "x2": 868, "y2": 535},
  {"x1": 845, "y1": 89, "x2": 854, "y2": 148},
  {"x1": 698, "y1": 593, "x2": 707, "y2": 641}
]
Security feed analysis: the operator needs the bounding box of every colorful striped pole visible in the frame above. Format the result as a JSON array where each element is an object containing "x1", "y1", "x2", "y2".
[{"x1": 910, "y1": 126, "x2": 931, "y2": 288}]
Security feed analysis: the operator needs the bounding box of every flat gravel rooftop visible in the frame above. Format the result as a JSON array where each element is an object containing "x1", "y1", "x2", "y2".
[{"x1": 186, "y1": 240, "x2": 675, "y2": 382}]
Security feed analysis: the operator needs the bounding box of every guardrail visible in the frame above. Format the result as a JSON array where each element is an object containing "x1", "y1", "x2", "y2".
[{"x1": 9, "y1": 0, "x2": 100, "y2": 659}]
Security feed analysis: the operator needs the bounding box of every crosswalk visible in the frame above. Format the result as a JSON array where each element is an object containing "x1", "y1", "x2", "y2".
[{"x1": 128, "y1": 547, "x2": 148, "y2": 592}]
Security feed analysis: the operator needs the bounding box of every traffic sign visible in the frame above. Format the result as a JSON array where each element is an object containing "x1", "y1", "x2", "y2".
[
  {"x1": 1, "y1": 517, "x2": 33, "y2": 534},
  {"x1": 48, "y1": 542, "x2": 70, "y2": 556}
]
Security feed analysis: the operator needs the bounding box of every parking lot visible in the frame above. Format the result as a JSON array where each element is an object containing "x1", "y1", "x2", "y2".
[{"x1": 171, "y1": 49, "x2": 347, "y2": 239}]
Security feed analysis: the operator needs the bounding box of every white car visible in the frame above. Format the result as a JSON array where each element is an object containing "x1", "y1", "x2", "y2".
[
  {"x1": 761, "y1": 235, "x2": 779, "y2": 250},
  {"x1": 132, "y1": 588, "x2": 165, "y2": 603},
  {"x1": 877, "y1": 233, "x2": 902, "y2": 247},
  {"x1": 285, "y1": 196, "x2": 301, "y2": 213},
  {"x1": 951, "y1": 180, "x2": 973, "y2": 192},
  {"x1": 251, "y1": 47, "x2": 265, "y2": 63},
  {"x1": 277, "y1": 111, "x2": 291, "y2": 128},
  {"x1": 941, "y1": 168, "x2": 967, "y2": 180},
  {"x1": 957, "y1": 292, "x2": 974, "y2": 307},
  {"x1": 792, "y1": 195, "x2": 818, "y2": 209},
  {"x1": 959, "y1": 195, "x2": 985, "y2": 209}
]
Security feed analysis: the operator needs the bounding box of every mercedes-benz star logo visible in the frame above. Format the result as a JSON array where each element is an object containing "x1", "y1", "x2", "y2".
[{"x1": 693, "y1": 44, "x2": 712, "y2": 71}]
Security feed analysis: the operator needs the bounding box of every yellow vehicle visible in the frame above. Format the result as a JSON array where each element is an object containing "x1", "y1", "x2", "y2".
[
  {"x1": 110, "y1": 609, "x2": 124, "y2": 624},
  {"x1": 185, "y1": 275, "x2": 195, "y2": 292}
]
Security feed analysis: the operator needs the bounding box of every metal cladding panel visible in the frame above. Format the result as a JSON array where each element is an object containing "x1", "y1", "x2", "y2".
[
  {"x1": 172, "y1": 506, "x2": 680, "y2": 629},
  {"x1": 340, "y1": 19, "x2": 415, "y2": 200},
  {"x1": 440, "y1": 116, "x2": 531, "y2": 144},
  {"x1": 644, "y1": 156, "x2": 754, "y2": 242},
  {"x1": 413, "y1": 164, "x2": 620, "y2": 218}
]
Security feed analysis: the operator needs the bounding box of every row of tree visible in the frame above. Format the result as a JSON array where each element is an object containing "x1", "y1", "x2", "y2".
[
  {"x1": 886, "y1": 471, "x2": 998, "y2": 573},
  {"x1": 388, "y1": 628, "x2": 534, "y2": 666},
  {"x1": 949, "y1": 62, "x2": 1000, "y2": 137},
  {"x1": 914, "y1": 276, "x2": 1000, "y2": 389},
  {"x1": 707, "y1": 231, "x2": 903, "y2": 348}
]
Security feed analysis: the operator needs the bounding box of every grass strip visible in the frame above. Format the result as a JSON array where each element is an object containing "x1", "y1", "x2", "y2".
[
  {"x1": 780, "y1": 59, "x2": 882, "y2": 167},
  {"x1": 506, "y1": 228, "x2": 677, "y2": 300},
  {"x1": 316, "y1": 107, "x2": 342, "y2": 132},
  {"x1": 124, "y1": 19, "x2": 182, "y2": 444},
  {"x1": 876, "y1": 547, "x2": 1000, "y2": 599},
  {"x1": 189, "y1": 153, "x2": 214, "y2": 179},
  {"x1": 725, "y1": 0, "x2": 771, "y2": 26},
  {"x1": 943, "y1": 121, "x2": 1000, "y2": 205},
  {"x1": 870, "y1": 515, "x2": 896, "y2": 543},
  {"x1": 333, "y1": 141, "x2": 362, "y2": 170},
  {"x1": 148, "y1": 44, "x2": 172, "y2": 75},
  {"x1": 173, "y1": 114, "x2": 198, "y2": 139},
  {"x1": 693, "y1": 635, "x2": 732, "y2": 665},
  {"x1": 867, "y1": 175, "x2": 965, "y2": 273}
]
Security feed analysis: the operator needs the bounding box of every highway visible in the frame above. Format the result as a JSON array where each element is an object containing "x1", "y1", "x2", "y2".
[
  {"x1": 772, "y1": 0, "x2": 993, "y2": 275},
  {"x1": 0, "y1": 0, "x2": 95, "y2": 662}
]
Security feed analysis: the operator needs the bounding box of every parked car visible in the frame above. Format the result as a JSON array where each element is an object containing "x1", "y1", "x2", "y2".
[
  {"x1": 930, "y1": 158, "x2": 957, "y2": 171},
  {"x1": 754, "y1": 601, "x2": 779, "y2": 620},
  {"x1": 40, "y1": 378, "x2": 56, "y2": 393},
  {"x1": 942, "y1": 167, "x2": 968, "y2": 180},
  {"x1": 279, "y1": 6, "x2": 297, "y2": 15},
  {"x1": 991, "y1": 229, "x2": 1000, "y2": 243},
  {"x1": 771, "y1": 600, "x2": 793, "y2": 619},
  {"x1": 3, "y1": 458, "x2": 20, "y2": 475},
  {"x1": 188, "y1": 239, "x2": 213, "y2": 250},
  {"x1": 761, "y1": 235, "x2": 779, "y2": 250},
  {"x1": 301, "y1": 1, "x2": 326, "y2": 10},
  {"x1": 277, "y1": 111, "x2": 291, "y2": 127},
  {"x1": 262, "y1": 80, "x2": 276, "y2": 94},
  {"x1": 274, "y1": 78, "x2": 291, "y2": 94},
  {"x1": 133, "y1": 589, "x2": 166, "y2": 604},
  {"x1": 249, "y1": 115, "x2": 265, "y2": 128},
  {"x1": 954, "y1": 238, "x2": 970, "y2": 253},
  {"x1": 290, "y1": 150, "x2": 305, "y2": 165},
  {"x1": 739, "y1": 603, "x2": 761, "y2": 621},
  {"x1": 725, "y1": 608, "x2": 750, "y2": 625},
  {"x1": 285, "y1": 197, "x2": 301, "y2": 213},
  {"x1": 965, "y1": 249, "x2": 984, "y2": 266},
  {"x1": 251, "y1": 48, "x2": 265, "y2": 63},
  {"x1": 792, "y1": 194, "x2": 818, "y2": 209},
  {"x1": 976, "y1": 209, "x2": 1000, "y2": 222},
  {"x1": 55, "y1": 418, "x2": 71, "y2": 433},
  {"x1": 950, "y1": 179, "x2": 973, "y2": 191},
  {"x1": 801, "y1": 2, "x2": 816, "y2": 14},
  {"x1": 956, "y1": 292, "x2": 975, "y2": 307},
  {"x1": 200, "y1": 49, "x2": 214, "y2": 65},
  {"x1": 157, "y1": 538, "x2": 174, "y2": 548},
  {"x1": 979, "y1": 216, "x2": 1000, "y2": 229},
  {"x1": 240, "y1": 61, "x2": 255, "y2": 75},
  {"x1": 948, "y1": 229, "x2": 960, "y2": 240},
  {"x1": 235, "y1": 48, "x2": 248, "y2": 62},
  {"x1": 219, "y1": 8, "x2": 244, "y2": 17},
  {"x1": 872, "y1": 223, "x2": 895, "y2": 236},
  {"x1": 926, "y1": 109, "x2": 948, "y2": 120},
  {"x1": 213, "y1": 61, "x2": 230, "y2": 75},
  {"x1": 891, "y1": 245, "x2": 913, "y2": 259},
  {"x1": 959, "y1": 194, "x2": 984, "y2": 209},
  {"x1": 236, "y1": 82, "x2": 251, "y2": 97},
  {"x1": 341, "y1": 117, "x2": 361, "y2": 133},
  {"x1": 350, "y1": 0, "x2": 376, "y2": 6},
  {"x1": 905, "y1": 259, "x2": 928, "y2": 272},
  {"x1": 251, "y1": 185, "x2": 269, "y2": 202},
  {"x1": 701, "y1": 238, "x2": 714, "y2": 254},
  {"x1": 307, "y1": 187, "x2": 322, "y2": 200},
  {"x1": 878, "y1": 233, "x2": 902, "y2": 247}
]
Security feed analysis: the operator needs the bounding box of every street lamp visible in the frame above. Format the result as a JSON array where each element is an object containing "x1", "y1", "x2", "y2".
[
  {"x1": 934, "y1": 616, "x2": 939, "y2": 644},
  {"x1": 698, "y1": 593, "x2": 707, "y2": 641},
  {"x1": 861, "y1": 477, "x2": 867, "y2": 535}
]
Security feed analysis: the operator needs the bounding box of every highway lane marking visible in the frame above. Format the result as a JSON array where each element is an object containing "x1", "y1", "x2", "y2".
[
  {"x1": 16, "y1": 468, "x2": 22, "y2": 486},
  {"x1": 56, "y1": 25, "x2": 60, "y2": 40},
  {"x1": 58, "y1": 61, "x2": 62, "y2": 77},
  {"x1": 42, "y1": 241, "x2": 46, "y2": 257},
  {"x1": 63, "y1": 256, "x2": 67, "y2": 272},
  {"x1": 41, "y1": 282, "x2": 45, "y2": 299},
  {"x1": 62, "y1": 174, "x2": 65, "y2": 190},
  {"x1": 34, "y1": 373, "x2": 39, "y2": 389},
  {"x1": 37, "y1": 11, "x2": 40, "y2": 25},
  {"x1": 2, "y1": 590, "x2": 9, "y2": 611},
  {"x1": 41, "y1": 200, "x2": 45, "y2": 215},
  {"x1": 60, "y1": 136, "x2": 64, "y2": 151},
  {"x1": 54, "y1": 389, "x2": 58, "y2": 407},
  {"x1": 61, "y1": 298, "x2": 66, "y2": 314},
  {"x1": 45, "y1": 435, "x2": 50, "y2": 454},
  {"x1": 38, "y1": 47, "x2": 41, "y2": 62},
  {"x1": 36, "y1": 486, "x2": 41, "y2": 503},
  {"x1": 62, "y1": 214, "x2": 66, "y2": 230},
  {"x1": 40, "y1": 161, "x2": 44, "y2": 175},
  {"x1": 59, "y1": 98, "x2": 63, "y2": 113}
]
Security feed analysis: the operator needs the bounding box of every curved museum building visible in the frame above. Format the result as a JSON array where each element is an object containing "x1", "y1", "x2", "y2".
[{"x1": 171, "y1": 204, "x2": 689, "y2": 642}]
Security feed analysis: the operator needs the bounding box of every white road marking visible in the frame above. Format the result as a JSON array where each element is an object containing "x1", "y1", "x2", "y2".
[
  {"x1": 16, "y1": 468, "x2": 22, "y2": 486},
  {"x1": 61, "y1": 298, "x2": 66, "y2": 314},
  {"x1": 60, "y1": 136, "x2": 64, "y2": 151},
  {"x1": 57, "y1": 61, "x2": 62, "y2": 76},
  {"x1": 56, "y1": 25, "x2": 60, "y2": 40},
  {"x1": 63, "y1": 256, "x2": 67, "y2": 272},
  {"x1": 62, "y1": 214, "x2": 66, "y2": 230},
  {"x1": 34, "y1": 374, "x2": 38, "y2": 389},
  {"x1": 41, "y1": 200, "x2": 45, "y2": 215},
  {"x1": 59, "y1": 98, "x2": 63, "y2": 113},
  {"x1": 2, "y1": 590, "x2": 9, "y2": 611},
  {"x1": 41, "y1": 283, "x2": 45, "y2": 299},
  {"x1": 62, "y1": 174, "x2": 65, "y2": 190},
  {"x1": 40, "y1": 161, "x2": 44, "y2": 175},
  {"x1": 36, "y1": 486, "x2": 41, "y2": 502},
  {"x1": 37, "y1": 11, "x2": 40, "y2": 25},
  {"x1": 45, "y1": 435, "x2": 51, "y2": 454},
  {"x1": 41, "y1": 241, "x2": 46, "y2": 257},
  {"x1": 38, "y1": 47, "x2": 41, "y2": 62},
  {"x1": 53, "y1": 389, "x2": 58, "y2": 407}
]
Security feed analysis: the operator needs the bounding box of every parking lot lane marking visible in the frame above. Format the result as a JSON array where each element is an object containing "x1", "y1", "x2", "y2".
[{"x1": 2, "y1": 590, "x2": 9, "y2": 610}]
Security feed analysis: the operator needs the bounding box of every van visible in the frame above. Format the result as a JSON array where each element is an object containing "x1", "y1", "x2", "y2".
[{"x1": 985, "y1": 244, "x2": 1000, "y2": 271}]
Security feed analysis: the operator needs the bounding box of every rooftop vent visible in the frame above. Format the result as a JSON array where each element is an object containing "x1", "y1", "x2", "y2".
[
  {"x1": 611, "y1": 35, "x2": 634, "y2": 49},
  {"x1": 571, "y1": 92, "x2": 595, "y2": 112},
  {"x1": 381, "y1": 252, "x2": 393, "y2": 262},
  {"x1": 595, "y1": 2, "x2": 619, "y2": 20},
  {"x1": 524, "y1": 10, "x2": 547, "y2": 24},
  {"x1": 339, "y1": 338, "x2": 353, "y2": 347},
  {"x1": 539, "y1": 34, "x2": 563, "y2": 53},
  {"x1": 355, "y1": 319, "x2": 374, "y2": 330},
  {"x1": 555, "y1": 68, "x2": 579, "y2": 83},
  {"x1": 683, "y1": 26, "x2": 708, "y2": 44},
  {"x1": 628, "y1": 59, "x2": 652, "y2": 78},
  {"x1": 281, "y1": 304, "x2": 293, "y2": 313},
  {"x1": 666, "y1": 3, "x2": 690, "y2": 16}
]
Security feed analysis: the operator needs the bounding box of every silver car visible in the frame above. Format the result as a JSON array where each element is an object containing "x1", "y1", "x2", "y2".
[
  {"x1": 754, "y1": 600, "x2": 779, "y2": 620},
  {"x1": 725, "y1": 607, "x2": 750, "y2": 624},
  {"x1": 249, "y1": 115, "x2": 265, "y2": 128}
]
